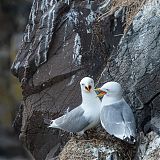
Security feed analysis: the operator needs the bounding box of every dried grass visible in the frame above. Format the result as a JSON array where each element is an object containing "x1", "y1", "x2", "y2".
[
  {"x1": 98, "y1": 0, "x2": 147, "y2": 32},
  {"x1": 58, "y1": 129, "x2": 136, "y2": 160}
]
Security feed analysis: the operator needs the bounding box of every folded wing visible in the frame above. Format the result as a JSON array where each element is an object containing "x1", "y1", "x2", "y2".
[
  {"x1": 51, "y1": 106, "x2": 90, "y2": 133},
  {"x1": 100, "y1": 100, "x2": 136, "y2": 143}
]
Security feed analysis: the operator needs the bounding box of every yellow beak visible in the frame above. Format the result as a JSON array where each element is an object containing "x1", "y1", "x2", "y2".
[
  {"x1": 95, "y1": 88, "x2": 107, "y2": 97},
  {"x1": 94, "y1": 88, "x2": 101, "y2": 91}
]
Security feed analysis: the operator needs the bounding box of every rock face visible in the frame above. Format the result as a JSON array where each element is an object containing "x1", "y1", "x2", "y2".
[
  {"x1": 137, "y1": 131, "x2": 160, "y2": 160},
  {"x1": 99, "y1": 0, "x2": 160, "y2": 133},
  {"x1": 98, "y1": 0, "x2": 160, "y2": 159},
  {"x1": 11, "y1": 0, "x2": 160, "y2": 160}
]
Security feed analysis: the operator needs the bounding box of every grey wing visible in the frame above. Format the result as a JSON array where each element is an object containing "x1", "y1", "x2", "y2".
[
  {"x1": 54, "y1": 106, "x2": 90, "y2": 133},
  {"x1": 100, "y1": 100, "x2": 136, "y2": 142},
  {"x1": 121, "y1": 99, "x2": 136, "y2": 137}
]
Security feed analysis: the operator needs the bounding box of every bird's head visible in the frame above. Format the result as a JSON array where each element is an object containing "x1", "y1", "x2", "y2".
[
  {"x1": 80, "y1": 77, "x2": 94, "y2": 93},
  {"x1": 96, "y1": 82, "x2": 122, "y2": 97}
]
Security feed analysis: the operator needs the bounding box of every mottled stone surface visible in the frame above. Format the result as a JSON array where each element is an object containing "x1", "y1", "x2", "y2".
[
  {"x1": 98, "y1": 0, "x2": 160, "y2": 133},
  {"x1": 98, "y1": 0, "x2": 160, "y2": 159},
  {"x1": 137, "y1": 131, "x2": 160, "y2": 160}
]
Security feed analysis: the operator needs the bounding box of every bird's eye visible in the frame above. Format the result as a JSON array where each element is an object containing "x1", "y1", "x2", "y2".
[
  {"x1": 81, "y1": 83, "x2": 85, "y2": 86},
  {"x1": 106, "y1": 89, "x2": 110, "y2": 91}
]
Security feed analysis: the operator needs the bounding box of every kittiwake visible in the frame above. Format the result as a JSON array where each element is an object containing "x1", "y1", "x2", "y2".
[
  {"x1": 96, "y1": 82, "x2": 136, "y2": 144},
  {"x1": 46, "y1": 77, "x2": 101, "y2": 135}
]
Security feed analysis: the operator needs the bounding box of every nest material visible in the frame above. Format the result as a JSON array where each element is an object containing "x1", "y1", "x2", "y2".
[
  {"x1": 58, "y1": 129, "x2": 136, "y2": 160},
  {"x1": 98, "y1": 0, "x2": 147, "y2": 32}
]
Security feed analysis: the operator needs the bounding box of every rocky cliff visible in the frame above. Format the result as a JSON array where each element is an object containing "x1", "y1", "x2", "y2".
[{"x1": 11, "y1": 0, "x2": 160, "y2": 159}]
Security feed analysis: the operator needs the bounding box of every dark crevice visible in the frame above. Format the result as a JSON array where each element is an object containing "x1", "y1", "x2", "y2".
[{"x1": 144, "y1": 92, "x2": 160, "y2": 105}]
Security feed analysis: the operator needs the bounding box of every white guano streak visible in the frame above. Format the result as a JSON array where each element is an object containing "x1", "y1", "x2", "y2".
[{"x1": 73, "y1": 33, "x2": 82, "y2": 65}]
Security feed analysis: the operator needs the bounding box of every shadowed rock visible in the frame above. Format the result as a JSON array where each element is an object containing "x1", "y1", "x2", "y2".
[
  {"x1": 11, "y1": 0, "x2": 160, "y2": 160},
  {"x1": 0, "y1": 126, "x2": 33, "y2": 160}
]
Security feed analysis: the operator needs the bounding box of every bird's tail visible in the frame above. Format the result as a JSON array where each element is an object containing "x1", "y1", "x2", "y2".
[
  {"x1": 123, "y1": 136, "x2": 136, "y2": 144},
  {"x1": 122, "y1": 124, "x2": 136, "y2": 144},
  {"x1": 44, "y1": 118, "x2": 59, "y2": 128},
  {"x1": 44, "y1": 118, "x2": 52, "y2": 127}
]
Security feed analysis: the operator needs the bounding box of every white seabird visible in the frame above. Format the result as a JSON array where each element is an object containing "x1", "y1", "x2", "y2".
[
  {"x1": 96, "y1": 82, "x2": 136, "y2": 144},
  {"x1": 47, "y1": 77, "x2": 101, "y2": 135}
]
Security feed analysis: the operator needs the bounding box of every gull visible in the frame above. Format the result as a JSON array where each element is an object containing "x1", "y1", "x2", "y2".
[
  {"x1": 46, "y1": 77, "x2": 101, "y2": 135},
  {"x1": 96, "y1": 82, "x2": 136, "y2": 144}
]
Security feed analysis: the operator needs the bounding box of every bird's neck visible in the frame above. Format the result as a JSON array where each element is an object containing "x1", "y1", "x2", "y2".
[
  {"x1": 102, "y1": 95, "x2": 122, "y2": 106},
  {"x1": 81, "y1": 91, "x2": 101, "y2": 107}
]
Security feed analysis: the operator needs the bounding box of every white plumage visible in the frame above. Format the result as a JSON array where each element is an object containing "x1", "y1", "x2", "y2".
[
  {"x1": 47, "y1": 77, "x2": 101, "y2": 135},
  {"x1": 98, "y1": 82, "x2": 136, "y2": 144}
]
